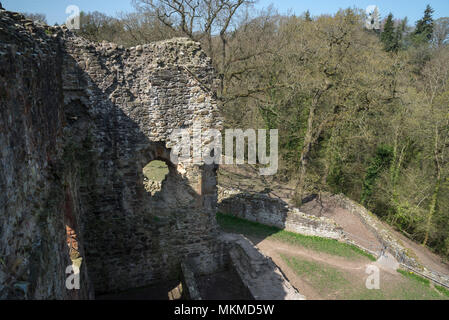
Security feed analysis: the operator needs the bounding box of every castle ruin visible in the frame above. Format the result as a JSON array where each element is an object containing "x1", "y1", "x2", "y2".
[{"x1": 0, "y1": 10, "x2": 302, "y2": 300}]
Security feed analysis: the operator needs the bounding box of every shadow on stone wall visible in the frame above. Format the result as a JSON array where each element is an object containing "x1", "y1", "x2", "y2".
[
  {"x1": 63, "y1": 48, "x2": 300, "y2": 300},
  {"x1": 61, "y1": 52, "x2": 224, "y2": 297}
]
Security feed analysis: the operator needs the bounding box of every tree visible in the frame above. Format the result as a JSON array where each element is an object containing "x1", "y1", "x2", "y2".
[
  {"x1": 432, "y1": 17, "x2": 449, "y2": 48},
  {"x1": 77, "y1": 11, "x2": 122, "y2": 43},
  {"x1": 133, "y1": 0, "x2": 256, "y2": 63},
  {"x1": 304, "y1": 10, "x2": 312, "y2": 22},
  {"x1": 395, "y1": 17, "x2": 410, "y2": 49},
  {"x1": 420, "y1": 49, "x2": 449, "y2": 246},
  {"x1": 254, "y1": 10, "x2": 395, "y2": 204},
  {"x1": 23, "y1": 12, "x2": 47, "y2": 24},
  {"x1": 381, "y1": 13, "x2": 398, "y2": 52},
  {"x1": 414, "y1": 4, "x2": 434, "y2": 43}
]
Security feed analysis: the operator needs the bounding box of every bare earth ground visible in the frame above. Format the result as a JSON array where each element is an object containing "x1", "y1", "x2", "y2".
[
  {"x1": 251, "y1": 237, "x2": 447, "y2": 300},
  {"x1": 218, "y1": 164, "x2": 449, "y2": 280},
  {"x1": 252, "y1": 237, "x2": 385, "y2": 300},
  {"x1": 382, "y1": 221, "x2": 449, "y2": 275},
  {"x1": 300, "y1": 197, "x2": 449, "y2": 275},
  {"x1": 300, "y1": 198, "x2": 383, "y2": 253}
]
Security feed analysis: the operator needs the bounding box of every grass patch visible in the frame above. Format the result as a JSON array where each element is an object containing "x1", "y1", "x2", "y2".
[
  {"x1": 281, "y1": 254, "x2": 350, "y2": 294},
  {"x1": 397, "y1": 269, "x2": 430, "y2": 286},
  {"x1": 282, "y1": 254, "x2": 446, "y2": 300},
  {"x1": 435, "y1": 285, "x2": 449, "y2": 298},
  {"x1": 143, "y1": 160, "x2": 169, "y2": 181},
  {"x1": 217, "y1": 213, "x2": 376, "y2": 261},
  {"x1": 281, "y1": 254, "x2": 389, "y2": 300}
]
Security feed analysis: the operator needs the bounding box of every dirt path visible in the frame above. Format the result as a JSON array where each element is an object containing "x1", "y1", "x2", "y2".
[
  {"x1": 381, "y1": 221, "x2": 449, "y2": 275},
  {"x1": 254, "y1": 238, "x2": 364, "y2": 299},
  {"x1": 301, "y1": 198, "x2": 384, "y2": 253},
  {"x1": 254, "y1": 237, "x2": 402, "y2": 300},
  {"x1": 254, "y1": 237, "x2": 367, "y2": 271}
]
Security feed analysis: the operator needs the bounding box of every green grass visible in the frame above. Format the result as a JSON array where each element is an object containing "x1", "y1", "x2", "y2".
[
  {"x1": 281, "y1": 254, "x2": 447, "y2": 300},
  {"x1": 393, "y1": 276, "x2": 444, "y2": 300},
  {"x1": 217, "y1": 213, "x2": 376, "y2": 261},
  {"x1": 397, "y1": 269, "x2": 430, "y2": 286},
  {"x1": 395, "y1": 269, "x2": 449, "y2": 299},
  {"x1": 281, "y1": 254, "x2": 350, "y2": 294},
  {"x1": 281, "y1": 253, "x2": 388, "y2": 300},
  {"x1": 435, "y1": 285, "x2": 449, "y2": 298},
  {"x1": 143, "y1": 160, "x2": 169, "y2": 181}
]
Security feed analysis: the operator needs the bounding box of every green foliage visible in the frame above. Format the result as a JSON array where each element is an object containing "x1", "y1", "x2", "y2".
[
  {"x1": 435, "y1": 285, "x2": 449, "y2": 297},
  {"x1": 413, "y1": 5, "x2": 434, "y2": 44},
  {"x1": 361, "y1": 145, "x2": 394, "y2": 206},
  {"x1": 381, "y1": 13, "x2": 399, "y2": 52},
  {"x1": 327, "y1": 154, "x2": 345, "y2": 193},
  {"x1": 397, "y1": 269, "x2": 430, "y2": 286},
  {"x1": 304, "y1": 10, "x2": 312, "y2": 22}
]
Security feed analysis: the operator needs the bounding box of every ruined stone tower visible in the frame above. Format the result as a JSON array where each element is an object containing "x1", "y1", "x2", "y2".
[{"x1": 0, "y1": 10, "x2": 223, "y2": 299}]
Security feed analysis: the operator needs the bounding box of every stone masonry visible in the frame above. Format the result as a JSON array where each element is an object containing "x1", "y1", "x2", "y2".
[
  {"x1": 218, "y1": 187, "x2": 344, "y2": 240},
  {"x1": 0, "y1": 10, "x2": 225, "y2": 298}
]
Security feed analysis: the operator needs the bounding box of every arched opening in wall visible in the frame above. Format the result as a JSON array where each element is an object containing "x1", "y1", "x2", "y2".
[{"x1": 143, "y1": 160, "x2": 169, "y2": 196}]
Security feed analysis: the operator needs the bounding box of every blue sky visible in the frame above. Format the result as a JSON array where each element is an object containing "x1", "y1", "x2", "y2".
[{"x1": 3, "y1": 0, "x2": 448, "y2": 26}]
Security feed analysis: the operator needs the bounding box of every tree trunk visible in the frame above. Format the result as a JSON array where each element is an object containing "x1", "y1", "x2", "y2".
[
  {"x1": 219, "y1": 34, "x2": 227, "y2": 95},
  {"x1": 423, "y1": 178, "x2": 440, "y2": 246},
  {"x1": 294, "y1": 103, "x2": 316, "y2": 205},
  {"x1": 423, "y1": 126, "x2": 442, "y2": 247}
]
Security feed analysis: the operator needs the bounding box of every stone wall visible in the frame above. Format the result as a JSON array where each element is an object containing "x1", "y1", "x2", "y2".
[
  {"x1": 180, "y1": 259, "x2": 202, "y2": 300},
  {"x1": 61, "y1": 32, "x2": 223, "y2": 294},
  {"x1": 219, "y1": 234, "x2": 305, "y2": 300},
  {"x1": 0, "y1": 10, "x2": 92, "y2": 299},
  {"x1": 1, "y1": 10, "x2": 223, "y2": 298},
  {"x1": 218, "y1": 188, "x2": 344, "y2": 240}
]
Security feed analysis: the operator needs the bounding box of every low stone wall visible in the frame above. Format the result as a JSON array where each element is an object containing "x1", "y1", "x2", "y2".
[
  {"x1": 333, "y1": 194, "x2": 449, "y2": 288},
  {"x1": 180, "y1": 260, "x2": 202, "y2": 300},
  {"x1": 333, "y1": 194, "x2": 421, "y2": 268},
  {"x1": 218, "y1": 188, "x2": 344, "y2": 240},
  {"x1": 286, "y1": 208, "x2": 343, "y2": 240},
  {"x1": 143, "y1": 179, "x2": 163, "y2": 196},
  {"x1": 219, "y1": 233, "x2": 305, "y2": 300}
]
